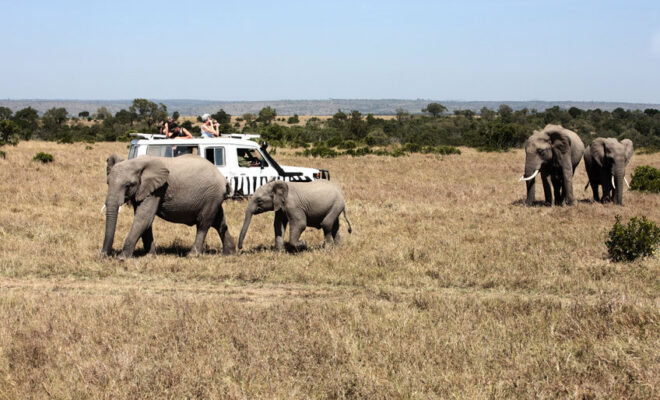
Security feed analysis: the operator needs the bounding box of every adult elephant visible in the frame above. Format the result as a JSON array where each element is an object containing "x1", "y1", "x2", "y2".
[
  {"x1": 519, "y1": 124, "x2": 585, "y2": 206},
  {"x1": 583, "y1": 138, "x2": 633, "y2": 205},
  {"x1": 101, "y1": 154, "x2": 236, "y2": 259},
  {"x1": 238, "y1": 180, "x2": 352, "y2": 251}
]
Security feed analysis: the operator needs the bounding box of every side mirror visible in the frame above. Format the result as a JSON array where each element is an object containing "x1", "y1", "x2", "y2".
[{"x1": 260, "y1": 141, "x2": 268, "y2": 150}]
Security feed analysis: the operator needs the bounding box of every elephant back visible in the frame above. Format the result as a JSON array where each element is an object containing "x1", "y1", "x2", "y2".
[{"x1": 164, "y1": 155, "x2": 230, "y2": 196}]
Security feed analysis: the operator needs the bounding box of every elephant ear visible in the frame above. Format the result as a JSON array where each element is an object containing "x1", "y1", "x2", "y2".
[
  {"x1": 549, "y1": 130, "x2": 570, "y2": 156},
  {"x1": 136, "y1": 158, "x2": 169, "y2": 202},
  {"x1": 272, "y1": 181, "x2": 288, "y2": 212},
  {"x1": 590, "y1": 139, "x2": 606, "y2": 167},
  {"x1": 106, "y1": 153, "x2": 125, "y2": 176},
  {"x1": 621, "y1": 139, "x2": 634, "y2": 165}
]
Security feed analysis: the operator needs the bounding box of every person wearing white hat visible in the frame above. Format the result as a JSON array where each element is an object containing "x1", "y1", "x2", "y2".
[{"x1": 200, "y1": 113, "x2": 219, "y2": 138}]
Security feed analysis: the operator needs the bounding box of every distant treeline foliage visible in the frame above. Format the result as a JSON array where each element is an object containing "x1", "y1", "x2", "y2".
[{"x1": 1, "y1": 100, "x2": 659, "y2": 155}]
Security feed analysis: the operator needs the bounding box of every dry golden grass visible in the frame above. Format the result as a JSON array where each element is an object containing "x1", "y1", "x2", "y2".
[{"x1": 0, "y1": 141, "x2": 659, "y2": 399}]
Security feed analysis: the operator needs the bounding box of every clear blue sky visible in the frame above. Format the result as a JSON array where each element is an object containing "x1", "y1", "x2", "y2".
[{"x1": 2, "y1": 0, "x2": 659, "y2": 102}]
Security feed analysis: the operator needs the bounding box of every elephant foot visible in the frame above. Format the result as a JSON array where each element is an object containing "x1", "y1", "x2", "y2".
[
  {"x1": 223, "y1": 245, "x2": 237, "y2": 256},
  {"x1": 186, "y1": 250, "x2": 201, "y2": 257},
  {"x1": 291, "y1": 240, "x2": 307, "y2": 252}
]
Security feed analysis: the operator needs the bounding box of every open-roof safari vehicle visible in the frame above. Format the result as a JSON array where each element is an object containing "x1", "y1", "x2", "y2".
[{"x1": 128, "y1": 134, "x2": 330, "y2": 197}]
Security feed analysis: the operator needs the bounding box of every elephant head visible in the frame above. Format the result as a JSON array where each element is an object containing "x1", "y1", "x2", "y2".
[
  {"x1": 521, "y1": 127, "x2": 571, "y2": 182},
  {"x1": 101, "y1": 155, "x2": 169, "y2": 255},
  {"x1": 590, "y1": 138, "x2": 633, "y2": 204},
  {"x1": 238, "y1": 180, "x2": 288, "y2": 249}
]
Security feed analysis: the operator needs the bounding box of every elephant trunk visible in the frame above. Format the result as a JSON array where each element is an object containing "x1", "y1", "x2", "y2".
[
  {"x1": 101, "y1": 191, "x2": 125, "y2": 255},
  {"x1": 613, "y1": 158, "x2": 625, "y2": 205},
  {"x1": 238, "y1": 204, "x2": 255, "y2": 250}
]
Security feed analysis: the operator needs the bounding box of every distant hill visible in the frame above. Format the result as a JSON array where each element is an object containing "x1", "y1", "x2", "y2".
[{"x1": 1, "y1": 99, "x2": 658, "y2": 117}]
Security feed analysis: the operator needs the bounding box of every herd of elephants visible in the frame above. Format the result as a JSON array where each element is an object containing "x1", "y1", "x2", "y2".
[{"x1": 100, "y1": 124, "x2": 634, "y2": 259}]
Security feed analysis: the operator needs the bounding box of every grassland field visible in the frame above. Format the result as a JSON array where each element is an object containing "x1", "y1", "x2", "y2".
[{"x1": 0, "y1": 140, "x2": 658, "y2": 399}]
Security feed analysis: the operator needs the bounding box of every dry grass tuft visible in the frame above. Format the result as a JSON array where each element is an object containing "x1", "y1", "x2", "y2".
[{"x1": 0, "y1": 141, "x2": 659, "y2": 398}]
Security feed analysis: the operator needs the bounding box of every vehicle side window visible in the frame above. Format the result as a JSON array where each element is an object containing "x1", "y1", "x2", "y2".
[
  {"x1": 205, "y1": 147, "x2": 225, "y2": 166},
  {"x1": 237, "y1": 148, "x2": 266, "y2": 168},
  {"x1": 146, "y1": 145, "x2": 198, "y2": 157},
  {"x1": 128, "y1": 144, "x2": 137, "y2": 159},
  {"x1": 172, "y1": 145, "x2": 198, "y2": 157},
  {"x1": 147, "y1": 145, "x2": 173, "y2": 157}
]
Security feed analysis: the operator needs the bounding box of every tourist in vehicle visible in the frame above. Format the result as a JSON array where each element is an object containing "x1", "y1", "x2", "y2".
[
  {"x1": 200, "y1": 114, "x2": 219, "y2": 138},
  {"x1": 162, "y1": 120, "x2": 193, "y2": 139}
]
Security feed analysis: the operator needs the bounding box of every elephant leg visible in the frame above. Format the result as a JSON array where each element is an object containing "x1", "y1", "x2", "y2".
[
  {"x1": 541, "y1": 172, "x2": 552, "y2": 205},
  {"x1": 331, "y1": 219, "x2": 341, "y2": 245},
  {"x1": 189, "y1": 225, "x2": 210, "y2": 257},
  {"x1": 321, "y1": 211, "x2": 340, "y2": 247},
  {"x1": 561, "y1": 165, "x2": 575, "y2": 206},
  {"x1": 599, "y1": 169, "x2": 612, "y2": 203},
  {"x1": 288, "y1": 220, "x2": 307, "y2": 251},
  {"x1": 214, "y1": 206, "x2": 236, "y2": 255},
  {"x1": 120, "y1": 197, "x2": 159, "y2": 259},
  {"x1": 141, "y1": 225, "x2": 156, "y2": 255},
  {"x1": 274, "y1": 210, "x2": 288, "y2": 251},
  {"x1": 591, "y1": 181, "x2": 600, "y2": 202},
  {"x1": 552, "y1": 178, "x2": 563, "y2": 206}
]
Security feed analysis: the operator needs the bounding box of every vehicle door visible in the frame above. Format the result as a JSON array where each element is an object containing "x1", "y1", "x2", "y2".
[{"x1": 231, "y1": 146, "x2": 278, "y2": 196}]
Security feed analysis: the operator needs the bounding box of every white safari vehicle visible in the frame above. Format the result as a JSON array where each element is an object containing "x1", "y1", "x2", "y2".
[{"x1": 128, "y1": 134, "x2": 330, "y2": 197}]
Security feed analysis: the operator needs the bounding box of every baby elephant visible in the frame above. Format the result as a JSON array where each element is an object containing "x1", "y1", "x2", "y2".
[{"x1": 238, "y1": 180, "x2": 352, "y2": 251}]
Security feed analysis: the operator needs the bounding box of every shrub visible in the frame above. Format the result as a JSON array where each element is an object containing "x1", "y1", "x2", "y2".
[
  {"x1": 338, "y1": 140, "x2": 357, "y2": 149},
  {"x1": 344, "y1": 147, "x2": 372, "y2": 156},
  {"x1": 606, "y1": 215, "x2": 660, "y2": 262},
  {"x1": 33, "y1": 152, "x2": 54, "y2": 163},
  {"x1": 297, "y1": 145, "x2": 339, "y2": 158},
  {"x1": 630, "y1": 165, "x2": 660, "y2": 193},
  {"x1": 0, "y1": 150, "x2": 5, "y2": 159}
]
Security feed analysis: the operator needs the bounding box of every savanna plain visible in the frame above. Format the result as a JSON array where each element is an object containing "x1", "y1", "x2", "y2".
[{"x1": 1, "y1": 141, "x2": 659, "y2": 399}]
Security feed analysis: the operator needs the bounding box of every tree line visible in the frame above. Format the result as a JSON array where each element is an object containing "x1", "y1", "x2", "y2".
[{"x1": 1, "y1": 99, "x2": 659, "y2": 155}]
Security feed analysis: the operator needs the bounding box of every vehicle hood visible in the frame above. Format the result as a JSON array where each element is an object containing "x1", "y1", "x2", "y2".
[{"x1": 280, "y1": 165, "x2": 320, "y2": 176}]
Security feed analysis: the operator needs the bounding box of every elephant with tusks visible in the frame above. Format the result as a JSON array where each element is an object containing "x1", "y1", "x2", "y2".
[
  {"x1": 583, "y1": 138, "x2": 633, "y2": 205},
  {"x1": 519, "y1": 124, "x2": 585, "y2": 206}
]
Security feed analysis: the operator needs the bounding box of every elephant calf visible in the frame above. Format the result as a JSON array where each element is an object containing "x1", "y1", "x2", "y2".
[
  {"x1": 102, "y1": 154, "x2": 236, "y2": 259},
  {"x1": 238, "y1": 180, "x2": 352, "y2": 251},
  {"x1": 583, "y1": 138, "x2": 633, "y2": 205}
]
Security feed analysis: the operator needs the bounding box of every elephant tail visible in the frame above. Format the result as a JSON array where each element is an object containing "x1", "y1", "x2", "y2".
[{"x1": 342, "y1": 209, "x2": 353, "y2": 234}]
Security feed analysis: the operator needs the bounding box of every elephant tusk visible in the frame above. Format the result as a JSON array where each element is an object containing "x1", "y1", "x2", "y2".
[
  {"x1": 624, "y1": 177, "x2": 630, "y2": 188},
  {"x1": 101, "y1": 204, "x2": 105, "y2": 212},
  {"x1": 519, "y1": 169, "x2": 539, "y2": 182},
  {"x1": 611, "y1": 176, "x2": 616, "y2": 189}
]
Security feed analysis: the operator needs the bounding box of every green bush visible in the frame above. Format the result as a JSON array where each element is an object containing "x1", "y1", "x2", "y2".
[
  {"x1": 297, "y1": 145, "x2": 339, "y2": 158},
  {"x1": 0, "y1": 150, "x2": 5, "y2": 159},
  {"x1": 344, "y1": 147, "x2": 372, "y2": 156},
  {"x1": 606, "y1": 215, "x2": 660, "y2": 262},
  {"x1": 338, "y1": 140, "x2": 357, "y2": 149},
  {"x1": 630, "y1": 165, "x2": 660, "y2": 193},
  {"x1": 33, "y1": 152, "x2": 54, "y2": 163}
]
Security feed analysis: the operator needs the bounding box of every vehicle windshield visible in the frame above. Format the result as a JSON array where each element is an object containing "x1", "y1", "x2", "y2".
[{"x1": 237, "y1": 148, "x2": 266, "y2": 168}]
